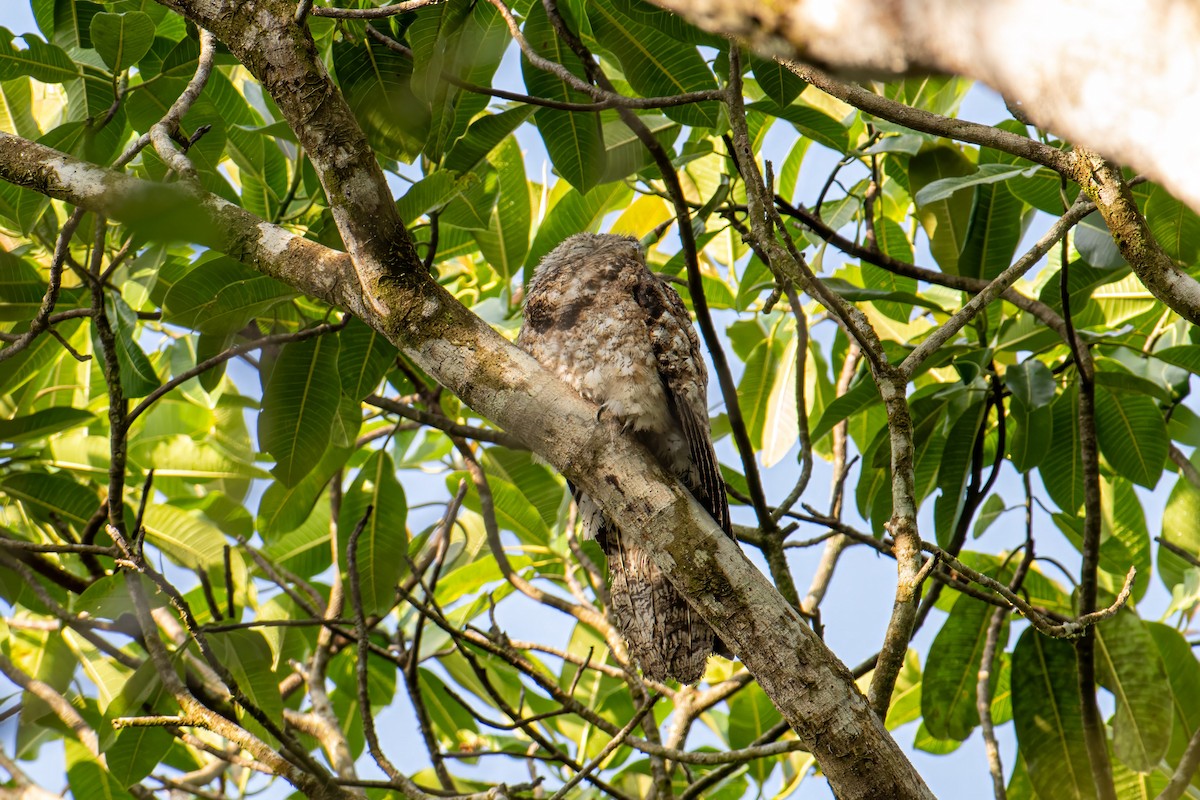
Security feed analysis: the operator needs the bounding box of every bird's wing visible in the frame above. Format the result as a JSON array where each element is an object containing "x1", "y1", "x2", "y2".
[{"x1": 634, "y1": 274, "x2": 732, "y2": 537}]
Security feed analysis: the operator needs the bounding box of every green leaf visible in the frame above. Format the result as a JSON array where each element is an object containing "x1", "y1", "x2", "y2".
[
  {"x1": 913, "y1": 164, "x2": 1036, "y2": 205},
  {"x1": 728, "y1": 683, "x2": 782, "y2": 784},
  {"x1": 1158, "y1": 458, "x2": 1200, "y2": 594},
  {"x1": 332, "y1": 35, "x2": 428, "y2": 162},
  {"x1": 1009, "y1": 165, "x2": 1079, "y2": 215},
  {"x1": 258, "y1": 335, "x2": 342, "y2": 487},
  {"x1": 1008, "y1": 359, "x2": 1057, "y2": 409},
  {"x1": 1008, "y1": 402, "x2": 1053, "y2": 472},
  {"x1": 587, "y1": 0, "x2": 720, "y2": 128},
  {"x1": 737, "y1": 330, "x2": 787, "y2": 453},
  {"x1": 0, "y1": 471, "x2": 99, "y2": 528},
  {"x1": 209, "y1": 629, "x2": 284, "y2": 743},
  {"x1": 1095, "y1": 610, "x2": 1172, "y2": 772},
  {"x1": 0, "y1": 407, "x2": 94, "y2": 442},
  {"x1": 922, "y1": 595, "x2": 1004, "y2": 740},
  {"x1": 972, "y1": 493, "x2": 1007, "y2": 539},
  {"x1": 0, "y1": 29, "x2": 79, "y2": 84},
  {"x1": 337, "y1": 318, "x2": 396, "y2": 402},
  {"x1": 1094, "y1": 385, "x2": 1166, "y2": 488},
  {"x1": 1012, "y1": 629, "x2": 1096, "y2": 800},
  {"x1": 749, "y1": 54, "x2": 804, "y2": 106},
  {"x1": 1145, "y1": 184, "x2": 1200, "y2": 266},
  {"x1": 141, "y1": 503, "x2": 231, "y2": 570},
  {"x1": 338, "y1": 450, "x2": 408, "y2": 617},
  {"x1": 958, "y1": 182, "x2": 1025, "y2": 281},
  {"x1": 66, "y1": 740, "x2": 136, "y2": 800},
  {"x1": 864, "y1": 217, "x2": 918, "y2": 321},
  {"x1": 910, "y1": 146, "x2": 975, "y2": 275},
  {"x1": 1040, "y1": 386, "x2": 1083, "y2": 513},
  {"x1": 472, "y1": 135, "x2": 530, "y2": 279},
  {"x1": 932, "y1": 397, "x2": 986, "y2": 547},
  {"x1": 746, "y1": 100, "x2": 848, "y2": 152},
  {"x1": 521, "y1": 2, "x2": 606, "y2": 192},
  {"x1": 106, "y1": 725, "x2": 172, "y2": 788},
  {"x1": 99, "y1": 293, "x2": 160, "y2": 398},
  {"x1": 258, "y1": 445, "x2": 352, "y2": 539},
  {"x1": 1146, "y1": 622, "x2": 1200, "y2": 770},
  {"x1": 0, "y1": 77, "x2": 42, "y2": 139},
  {"x1": 162, "y1": 255, "x2": 298, "y2": 335},
  {"x1": 443, "y1": 105, "x2": 535, "y2": 174},
  {"x1": 810, "y1": 377, "x2": 880, "y2": 443},
  {"x1": 262, "y1": 494, "x2": 333, "y2": 579},
  {"x1": 89, "y1": 12, "x2": 154, "y2": 73}
]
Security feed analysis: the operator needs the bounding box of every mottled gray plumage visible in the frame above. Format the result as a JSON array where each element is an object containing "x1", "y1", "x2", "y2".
[{"x1": 516, "y1": 233, "x2": 732, "y2": 684}]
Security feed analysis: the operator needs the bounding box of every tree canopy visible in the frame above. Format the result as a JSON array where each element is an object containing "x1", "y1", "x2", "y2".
[{"x1": 1, "y1": 1, "x2": 1199, "y2": 799}]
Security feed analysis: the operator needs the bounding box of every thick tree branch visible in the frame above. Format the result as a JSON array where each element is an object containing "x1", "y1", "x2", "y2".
[{"x1": 648, "y1": 0, "x2": 1200, "y2": 217}]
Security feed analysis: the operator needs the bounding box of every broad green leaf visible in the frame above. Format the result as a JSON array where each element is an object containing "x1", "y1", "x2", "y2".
[
  {"x1": 338, "y1": 450, "x2": 408, "y2": 617},
  {"x1": 105, "y1": 724, "x2": 172, "y2": 788},
  {"x1": 1012, "y1": 629, "x2": 1095, "y2": 800},
  {"x1": 913, "y1": 164, "x2": 1035, "y2": 205},
  {"x1": 958, "y1": 183, "x2": 1025, "y2": 281},
  {"x1": 0, "y1": 470, "x2": 99, "y2": 528},
  {"x1": 913, "y1": 723, "x2": 962, "y2": 755},
  {"x1": 209, "y1": 629, "x2": 284, "y2": 743},
  {"x1": 521, "y1": 1, "x2": 606, "y2": 192},
  {"x1": 1009, "y1": 166, "x2": 1079, "y2": 215},
  {"x1": 598, "y1": 112, "x2": 678, "y2": 184},
  {"x1": 587, "y1": 0, "x2": 720, "y2": 129},
  {"x1": 258, "y1": 334, "x2": 342, "y2": 487},
  {"x1": 473, "y1": 135, "x2": 530, "y2": 279},
  {"x1": 396, "y1": 170, "x2": 464, "y2": 224},
  {"x1": 141, "y1": 503, "x2": 230, "y2": 570},
  {"x1": 262, "y1": 494, "x2": 333, "y2": 579},
  {"x1": 746, "y1": 100, "x2": 848, "y2": 152},
  {"x1": 810, "y1": 377, "x2": 880, "y2": 443},
  {"x1": 443, "y1": 105, "x2": 535, "y2": 174},
  {"x1": 332, "y1": 35, "x2": 428, "y2": 162},
  {"x1": 750, "y1": 54, "x2": 805, "y2": 106},
  {"x1": 65, "y1": 741, "x2": 136, "y2": 800},
  {"x1": 1146, "y1": 622, "x2": 1200, "y2": 770},
  {"x1": 1152, "y1": 344, "x2": 1200, "y2": 375},
  {"x1": 0, "y1": 29, "x2": 78, "y2": 84},
  {"x1": 1145, "y1": 184, "x2": 1200, "y2": 266},
  {"x1": 728, "y1": 683, "x2": 782, "y2": 784},
  {"x1": 1095, "y1": 385, "x2": 1166, "y2": 488},
  {"x1": 258, "y1": 444, "x2": 352, "y2": 539},
  {"x1": 89, "y1": 12, "x2": 154, "y2": 73},
  {"x1": 1007, "y1": 359, "x2": 1057, "y2": 410},
  {"x1": 762, "y1": 332, "x2": 799, "y2": 468},
  {"x1": 1095, "y1": 610, "x2": 1172, "y2": 772},
  {"x1": 738, "y1": 329, "x2": 787, "y2": 453},
  {"x1": 0, "y1": 77, "x2": 40, "y2": 139},
  {"x1": 932, "y1": 396, "x2": 986, "y2": 547},
  {"x1": 922, "y1": 595, "x2": 1005, "y2": 740},
  {"x1": 910, "y1": 146, "x2": 975, "y2": 275},
  {"x1": 864, "y1": 217, "x2": 918, "y2": 321},
  {"x1": 98, "y1": 293, "x2": 160, "y2": 398},
  {"x1": 162, "y1": 255, "x2": 297, "y2": 335},
  {"x1": 1040, "y1": 386, "x2": 1083, "y2": 514},
  {"x1": 1158, "y1": 457, "x2": 1200, "y2": 594},
  {"x1": 337, "y1": 318, "x2": 396, "y2": 402},
  {"x1": 0, "y1": 407, "x2": 94, "y2": 442},
  {"x1": 972, "y1": 493, "x2": 1007, "y2": 539},
  {"x1": 885, "y1": 648, "x2": 923, "y2": 729},
  {"x1": 419, "y1": 667, "x2": 480, "y2": 745}
]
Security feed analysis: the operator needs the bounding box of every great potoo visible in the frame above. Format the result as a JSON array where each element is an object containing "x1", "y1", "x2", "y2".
[{"x1": 516, "y1": 232, "x2": 733, "y2": 684}]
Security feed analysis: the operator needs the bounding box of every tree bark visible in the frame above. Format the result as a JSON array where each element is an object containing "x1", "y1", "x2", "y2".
[{"x1": 648, "y1": 0, "x2": 1200, "y2": 218}]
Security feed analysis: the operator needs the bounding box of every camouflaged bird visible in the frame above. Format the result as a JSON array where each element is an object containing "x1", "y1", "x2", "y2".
[{"x1": 516, "y1": 233, "x2": 733, "y2": 684}]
